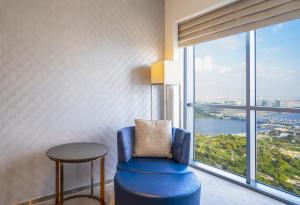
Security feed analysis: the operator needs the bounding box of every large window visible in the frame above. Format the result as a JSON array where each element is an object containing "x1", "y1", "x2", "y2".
[
  {"x1": 255, "y1": 20, "x2": 300, "y2": 196},
  {"x1": 194, "y1": 33, "x2": 247, "y2": 176},
  {"x1": 186, "y1": 19, "x2": 300, "y2": 201}
]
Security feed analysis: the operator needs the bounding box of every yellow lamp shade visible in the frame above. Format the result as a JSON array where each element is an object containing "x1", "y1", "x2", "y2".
[
  {"x1": 151, "y1": 61, "x2": 164, "y2": 84},
  {"x1": 151, "y1": 60, "x2": 178, "y2": 84}
]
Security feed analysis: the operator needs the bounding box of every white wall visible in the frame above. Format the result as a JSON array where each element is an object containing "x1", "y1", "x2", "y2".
[
  {"x1": 0, "y1": 0, "x2": 164, "y2": 204},
  {"x1": 165, "y1": 0, "x2": 235, "y2": 59}
]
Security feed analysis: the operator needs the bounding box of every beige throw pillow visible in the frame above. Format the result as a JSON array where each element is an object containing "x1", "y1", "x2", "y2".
[{"x1": 134, "y1": 119, "x2": 172, "y2": 158}]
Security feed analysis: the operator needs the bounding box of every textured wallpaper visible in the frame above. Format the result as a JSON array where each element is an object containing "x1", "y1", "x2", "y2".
[{"x1": 0, "y1": 0, "x2": 164, "y2": 204}]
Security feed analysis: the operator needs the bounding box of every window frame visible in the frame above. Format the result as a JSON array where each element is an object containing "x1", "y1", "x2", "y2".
[{"x1": 184, "y1": 29, "x2": 300, "y2": 205}]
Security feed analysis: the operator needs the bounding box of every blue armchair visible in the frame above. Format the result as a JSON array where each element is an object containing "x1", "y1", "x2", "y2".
[{"x1": 114, "y1": 126, "x2": 201, "y2": 205}]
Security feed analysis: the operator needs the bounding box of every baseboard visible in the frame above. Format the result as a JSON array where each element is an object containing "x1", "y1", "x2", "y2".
[{"x1": 15, "y1": 179, "x2": 114, "y2": 205}]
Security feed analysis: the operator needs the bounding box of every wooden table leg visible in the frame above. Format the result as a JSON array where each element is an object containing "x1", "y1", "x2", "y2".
[
  {"x1": 60, "y1": 162, "x2": 64, "y2": 205},
  {"x1": 100, "y1": 158, "x2": 105, "y2": 205},
  {"x1": 55, "y1": 162, "x2": 59, "y2": 205},
  {"x1": 55, "y1": 162, "x2": 64, "y2": 205},
  {"x1": 91, "y1": 161, "x2": 94, "y2": 196}
]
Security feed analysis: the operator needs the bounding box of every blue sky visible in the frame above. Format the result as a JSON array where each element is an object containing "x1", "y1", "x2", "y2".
[{"x1": 195, "y1": 18, "x2": 300, "y2": 102}]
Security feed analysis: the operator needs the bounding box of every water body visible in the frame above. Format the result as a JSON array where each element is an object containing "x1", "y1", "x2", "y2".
[
  {"x1": 195, "y1": 112, "x2": 300, "y2": 136},
  {"x1": 195, "y1": 118, "x2": 246, "y2": 135}
]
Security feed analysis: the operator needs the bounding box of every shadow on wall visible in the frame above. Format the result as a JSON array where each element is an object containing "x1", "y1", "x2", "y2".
[
  {"x1": 131, "y1": 65, "x2": 164, "y2": 120},
  {"x1": 130, "y1": 66, "x2": 151, "y2": 85}
]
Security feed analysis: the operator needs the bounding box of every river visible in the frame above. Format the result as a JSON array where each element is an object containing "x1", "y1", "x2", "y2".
[
  {"x1": 194, "y1": 112, "x2": 300, "y2": 135},
  {"x1": 195, "y1": 118, "x2": 246, "y2": 135}
]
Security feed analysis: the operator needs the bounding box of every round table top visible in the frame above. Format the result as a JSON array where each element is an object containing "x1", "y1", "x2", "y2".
[{"x1": 47, "y1": 142, "x2": 108, "y2": 163}]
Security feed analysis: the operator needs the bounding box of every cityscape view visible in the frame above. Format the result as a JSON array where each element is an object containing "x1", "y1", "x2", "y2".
[
  {"x1": 198, "y1": 98, "x2": 300, "y2": 108},
  {"x1": 194, "y1": 99, "x2": 300, "y2": 196}
]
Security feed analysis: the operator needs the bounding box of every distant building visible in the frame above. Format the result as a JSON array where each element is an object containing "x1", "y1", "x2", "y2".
[
  {"x1": 272, "y1": 100, "x2": 280, "y2": 107},
  {"x1": 261, "y1": 100, "x2": 268, "y2": 106},
  {"x1": 224, "y1": 100, "x2": 237, "y2": 105},
  {"x1": 279, "y1": 133, "x2": 290, "y2": 138},
  {"x1": 294, "y1": 127, "x2": 300, "y2": 142},
  {"x1": 281, "y1": 122, "x2": 293, "y2": 128}
]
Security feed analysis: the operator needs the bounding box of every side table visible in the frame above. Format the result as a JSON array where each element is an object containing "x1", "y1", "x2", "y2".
[{"x1": 47, "y1": 142, "x2": 108, "y2": 205}]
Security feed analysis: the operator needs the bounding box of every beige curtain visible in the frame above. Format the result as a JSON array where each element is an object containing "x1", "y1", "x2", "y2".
[{"x1": 178, "y1": 0, "x2": 300, "y2": 47}]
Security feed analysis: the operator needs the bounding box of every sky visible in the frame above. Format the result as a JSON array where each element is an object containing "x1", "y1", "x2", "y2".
[{"x1": 195, "y1": 18, "x2": 300, "y2": 102}]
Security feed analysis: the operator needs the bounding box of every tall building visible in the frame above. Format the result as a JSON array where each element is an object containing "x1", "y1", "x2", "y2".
[
  {"x1": 294, "y1": 126, "x2": 300, "y2": 142},
  {"x1": 261, "y1": 100, "x2": 268, "y2": 106},
  {"x1": 272, "y1": 100, "x2": 280, "y2": 107}
]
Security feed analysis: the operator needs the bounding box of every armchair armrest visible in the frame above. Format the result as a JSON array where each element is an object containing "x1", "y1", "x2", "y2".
[
  {"x1": 117, "y1": 126, "x2": 135, "y2": 163},
  {"x1": 172, "y1": 128, "x2": 191, "y2": 165}
]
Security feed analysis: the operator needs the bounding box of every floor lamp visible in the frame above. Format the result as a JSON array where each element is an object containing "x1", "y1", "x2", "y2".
[{"x1": 150, "y1": 60, "x2": 181, "y2": 127}]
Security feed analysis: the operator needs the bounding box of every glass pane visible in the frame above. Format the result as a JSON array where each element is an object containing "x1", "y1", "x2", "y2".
[
  {"x1": 194, "y1": 33, "x2": 246, "y2": 105},
  {"x1": 194, "y1": 106, "x2": 246, "y2": 176},
  {"x1": 256, "y1": 112, "x2": 300, "y2": 196},
  {"x1": 256, "y1": 19, "x2": 300, "y2": 108}
]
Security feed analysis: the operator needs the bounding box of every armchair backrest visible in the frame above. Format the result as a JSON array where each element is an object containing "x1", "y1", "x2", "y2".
[{"x1": 117, "y1": 126, "x2": 191, "y2": 165}]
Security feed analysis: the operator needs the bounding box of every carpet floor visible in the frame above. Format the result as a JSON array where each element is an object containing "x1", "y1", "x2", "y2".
[{"x1": 37, "y1": 168, "x2": 287, "y2": 205}]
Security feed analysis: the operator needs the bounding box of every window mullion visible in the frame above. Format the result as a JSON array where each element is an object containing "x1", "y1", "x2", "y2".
[
  {"x1": 250, "y1": 30, "x2": 257, "y2": 184},
  {"x1": 246, "y1": 31, "x2": 257, "y2": 184},
  {"x1": 185, "y1": 46, "x2": 195, "y2": 162}
]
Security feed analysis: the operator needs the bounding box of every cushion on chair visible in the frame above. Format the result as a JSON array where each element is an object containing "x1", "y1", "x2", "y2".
[
  {"x1": 172, "y1": 128, "x2": 191, "y2": 165},
  {"x1": 114, "y1": 170, "x2": 201, "y2": 205},
  {"x1": 117, "y1": 157, "x2": 190, "y2": 174},
  {"x1": 134, "y1": 119, "x2": 172, "y2": 158}
]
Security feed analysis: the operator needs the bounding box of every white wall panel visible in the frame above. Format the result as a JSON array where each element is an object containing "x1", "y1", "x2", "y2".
[{"x1": 0, "y1": 0, "x2": 164, "y2": 204}]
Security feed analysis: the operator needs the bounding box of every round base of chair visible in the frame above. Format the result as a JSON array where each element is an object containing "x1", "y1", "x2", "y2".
[{"x1": 114, "y1": 170, "x2": 201, "y2": 205}]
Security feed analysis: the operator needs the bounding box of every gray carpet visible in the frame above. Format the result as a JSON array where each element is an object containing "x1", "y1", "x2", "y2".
[{"x1": 38, "y1": 168, "x2": 287, "y2": 205}]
